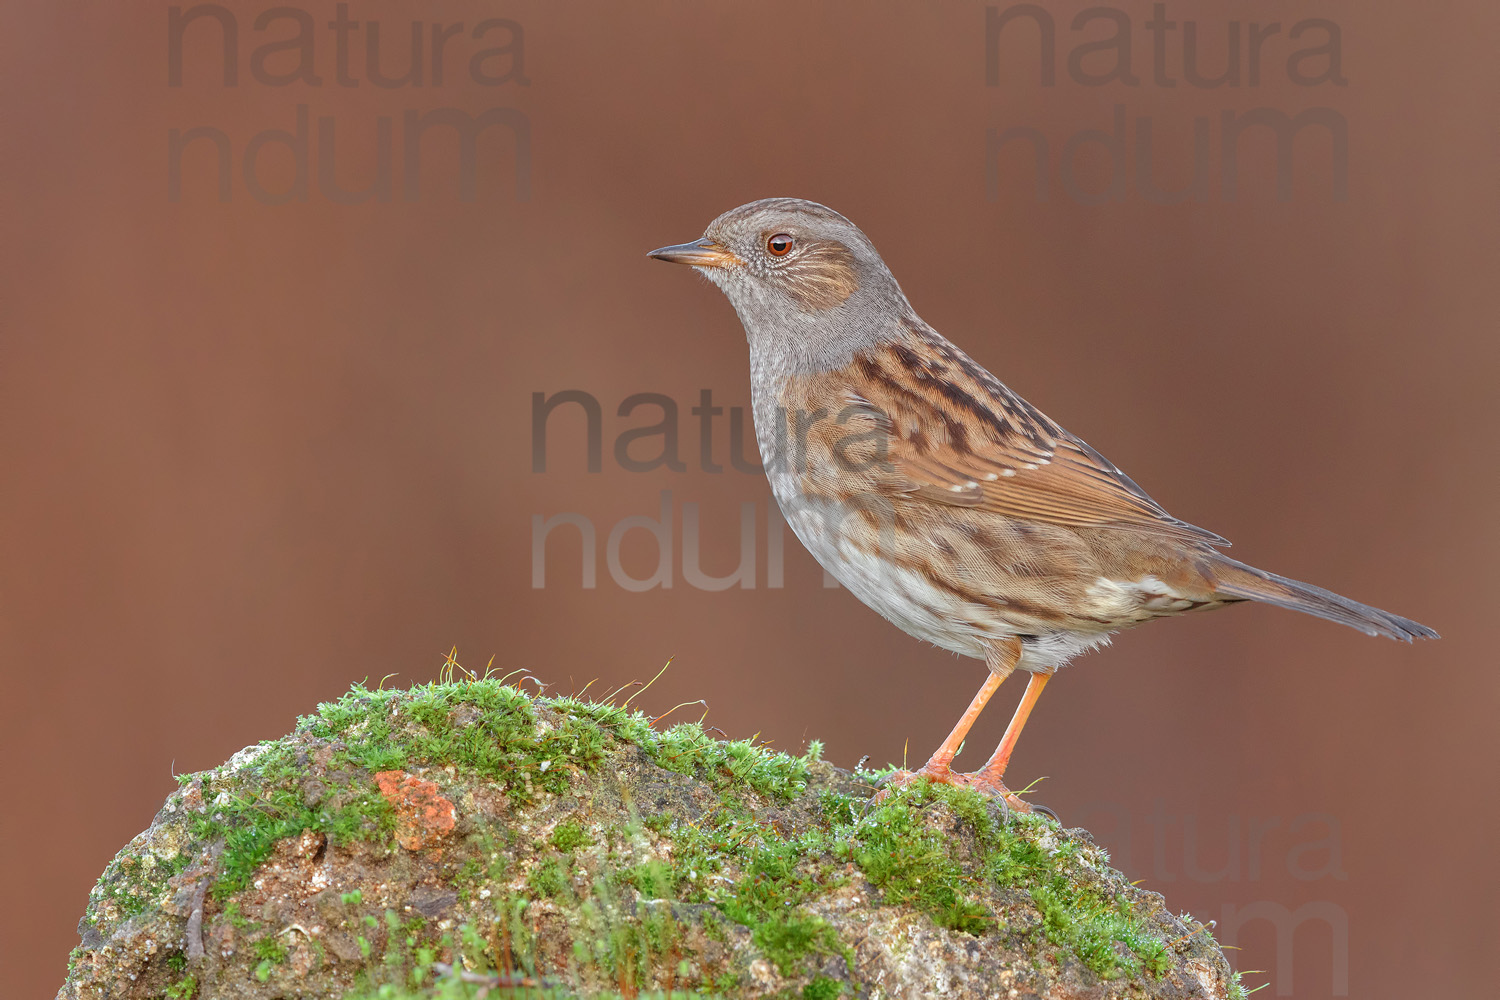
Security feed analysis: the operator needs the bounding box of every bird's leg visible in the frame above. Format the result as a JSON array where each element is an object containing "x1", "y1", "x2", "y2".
[
  {"x1": 877, "y1": 639, "x2": 1020, "y2": 798},
  {"x1": 917, "y1": 670, "x2": 1004, "y2": 778},
  {"x1": 876, "y1": 673, "x2": 1004, "y2": 796},
  {"x1": 966, "y1": 670, "x2": 1052, "y2": 811}
]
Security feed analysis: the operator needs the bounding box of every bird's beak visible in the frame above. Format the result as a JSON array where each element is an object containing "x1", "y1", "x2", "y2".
[{"x1": 646, "y1": 237, "x2": 742, "y2": 268}]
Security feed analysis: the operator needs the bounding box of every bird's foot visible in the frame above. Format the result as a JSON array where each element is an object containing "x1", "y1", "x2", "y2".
[
  {"x1": 874, "y1": 763, "x2": 1033, "y2": 814},
  {"x1": 961, "y1": 771, "x2": 1034, "y2": 814},
  {"x1": 871, "y1": 761, "x2": 958, "y2": 803}
]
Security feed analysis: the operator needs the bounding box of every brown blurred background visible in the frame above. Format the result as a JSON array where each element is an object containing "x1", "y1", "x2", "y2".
[{"x1": 3, "y1": 2, "x2": 1496, "y2": 996}]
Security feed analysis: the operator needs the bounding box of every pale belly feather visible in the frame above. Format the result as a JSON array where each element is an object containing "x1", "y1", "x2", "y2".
[{"x1": 765, "y1": 471, "x2": 1113, "y2": 672}]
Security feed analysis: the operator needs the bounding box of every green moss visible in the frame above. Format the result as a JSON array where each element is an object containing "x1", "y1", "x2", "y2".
[
  {"x1": 87, "y1": 848, "x2": 194, "y2": 922},
  {"x1": 187, "y1": 678, "x2": 625, "y2": 901},
  {"x1": 749, "y1": 911, "x2": 842, "y2": 979},
  {"x1": 255, "y1": 936, "x2": 289, "y2": 964},
  {"x1": 550, "y1": 819, "x2": 593, "y2": 853},
  {"x1": 253, "y1": 934, "x2": 289, "y2": 981},
  {"x1": 849, "y1": 780, "x2": 1176, "y2": 978},
  {"x1": 618, "y1": 858, "x2": 675, "y2": 899},
  {"x1": 571, "y1": 889, "x2": 689, "y2": 991},
  {"x1": 802, "y1": 976, "x2": 845, "y2": 1000},
  {"x1": 299, "y1": 681, "x2": 608, "y2": 806},
  {"x1": 164, "y1": 972, "x2": 199, "y2": 999},
  {"x1": 638, "y1": 806, "x2": 847, "y2": 978},
  {"x1": 547, "y1": 697, "x2": 821, "y2": 802},
  {"x1": 527, "y1": 857, "x2": 568, "y2": 898},
  {"x1": 450, "y1": 830, "x2": 511, "y2": 904},
  {"x1": 220, "y1": 900, "x2": 254, "y2": 929},
  {"x1": 193, "y1": 770, "x2": 396, "y2": 901},
  {"x1": 849, "y1": 787, "x2": 994, "y2": 935},
  {"x1": 364, "y1": 908, "x2": 437, "y2": 986}
]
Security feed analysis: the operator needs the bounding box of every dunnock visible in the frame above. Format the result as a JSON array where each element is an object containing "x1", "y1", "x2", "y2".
[{"x1": 649, "y1": 198, "x2": 1436, "y2": 809}]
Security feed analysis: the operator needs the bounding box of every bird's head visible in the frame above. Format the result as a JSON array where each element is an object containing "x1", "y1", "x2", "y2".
[{"x1": 648, "y1": 198, "x2": 915, "y2": 371}]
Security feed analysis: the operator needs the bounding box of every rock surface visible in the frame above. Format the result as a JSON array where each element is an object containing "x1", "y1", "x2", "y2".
[{"x1": 58, "y1": 680, "x2": 1242, "y2": 999}]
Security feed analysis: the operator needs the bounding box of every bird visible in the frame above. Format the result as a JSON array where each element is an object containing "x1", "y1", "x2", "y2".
[{"x1": 647, "y1": 197, "x2": 1437, "y2": 810}]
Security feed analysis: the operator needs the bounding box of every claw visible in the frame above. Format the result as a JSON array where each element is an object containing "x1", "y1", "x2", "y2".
[{"x1": 967, "y1": 773, "x2": 1033, "y2": 814}]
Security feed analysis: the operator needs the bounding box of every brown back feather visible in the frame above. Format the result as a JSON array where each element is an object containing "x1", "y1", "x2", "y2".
[{"x1": 837, "y1": 325, "x2": 1229, "y2": 546}]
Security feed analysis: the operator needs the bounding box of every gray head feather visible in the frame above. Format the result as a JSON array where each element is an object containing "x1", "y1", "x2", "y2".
[{"x1": 694, "y1": 198, "x2": 919, "y2": 376}]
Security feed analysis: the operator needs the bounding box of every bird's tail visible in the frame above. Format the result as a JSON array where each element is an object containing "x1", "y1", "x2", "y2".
[{"x1": 1210, "y1": 556, "x2": 1438, "y2": 642}]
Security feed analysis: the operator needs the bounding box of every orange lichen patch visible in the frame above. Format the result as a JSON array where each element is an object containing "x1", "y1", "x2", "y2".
[{"x1": 374, "y1": 770, "x2": 457, "y2": 850}]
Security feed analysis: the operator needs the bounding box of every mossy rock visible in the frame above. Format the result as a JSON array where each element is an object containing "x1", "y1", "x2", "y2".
[{"x1": 58, "y1": 679, "x2": 1246, "y2": 999}]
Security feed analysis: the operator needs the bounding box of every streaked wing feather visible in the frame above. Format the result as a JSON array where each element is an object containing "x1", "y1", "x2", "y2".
[{"x1": 844, "y1": 338, "x2": 1228, "y2": 546}]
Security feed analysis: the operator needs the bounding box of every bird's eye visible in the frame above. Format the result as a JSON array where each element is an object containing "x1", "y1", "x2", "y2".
[{"x1": 766, "y1": 233, "x2": 795, "y2": 256}]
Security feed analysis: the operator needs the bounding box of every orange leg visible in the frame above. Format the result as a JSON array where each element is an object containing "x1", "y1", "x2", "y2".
[
  {"x1": 878, "y1": 638, "x2": 1021, "y2": 798},
  {"x1": 968, "y1": 670, "x2": 1052, "y2": 808},
  {"x1": 917, "y1": 670, "x2": 1004, "y2": 777}
]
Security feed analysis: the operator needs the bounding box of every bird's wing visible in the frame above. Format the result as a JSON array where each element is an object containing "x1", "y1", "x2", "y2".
[{"x1": 839, "y1": 337, "x2": 1229, "y2": 546}]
